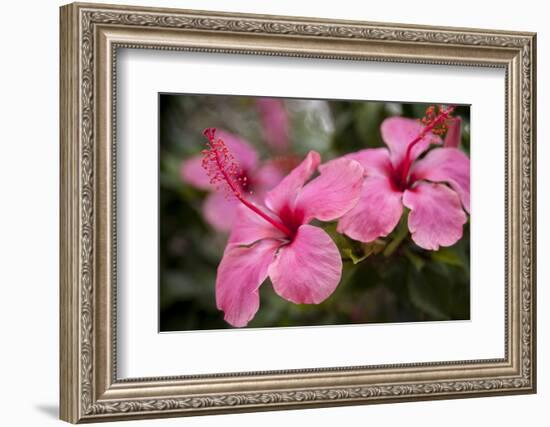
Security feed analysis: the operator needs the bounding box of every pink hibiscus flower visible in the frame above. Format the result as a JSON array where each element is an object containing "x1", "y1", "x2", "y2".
[
  {"x1": 201, "y1": 128, "x2": 364, "y2": 327},
  {"x1": 181, "y1": 130, "x2": 285, "y2": 231},
  {"x1": 256, "y1": 98, "x2": 289, "y2": 152},
  {"x1": 335, "y1": 106, "x2": 470, "y2": 250}
]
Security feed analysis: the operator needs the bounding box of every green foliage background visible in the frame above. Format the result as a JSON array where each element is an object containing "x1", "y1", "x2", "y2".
[{"x1": 159, "y1": 94, "x2": 471, "y2": 331}]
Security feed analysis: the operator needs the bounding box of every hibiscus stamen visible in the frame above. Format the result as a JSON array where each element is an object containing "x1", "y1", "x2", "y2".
[
  {"x1": 202, "y1": 128, "x2": 293, "y2": 237},
  {"x1": 399, "y1": 105, "x2": 455, "y2": 187}
]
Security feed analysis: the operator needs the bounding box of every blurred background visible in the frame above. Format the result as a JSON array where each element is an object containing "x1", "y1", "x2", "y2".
[{"x1": 159, "y1": 94, "x2": 470, "y2": 331}]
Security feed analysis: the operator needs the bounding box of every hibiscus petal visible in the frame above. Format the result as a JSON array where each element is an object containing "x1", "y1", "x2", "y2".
[
  {"x1": 216, "y1": 240, "x2": 279, "y2": 327},
  {"x1": 297, "y1": 158, "x2": 364, "y2": 222},
  {"x1": 410, "y1": 147, "x2": 470, "y2": 213},
  {"x1": 268, "y1": 224, "x2": 342, "y2": 304},
  {"x1": 264, "y1": 151, "x2": 320, "y2": 213},
  {"x1": 217, "y1": 130, "x2": 259, "y2": 172},
  {"x1": 228, "y1": 204, "x2": 286, "y2": 246},
  {"x1": 203, "y1": 191, "x2": 239, "y2": 232},
  {"x1": 444, "y1": 117, "x2": 462, "y2": 148},
  {"x1": 321, "y1": 148, "x2": 393, "y2": 178},
  {"x1": 341, "y1": 147, "x2": 393, "y2": 177},
  {"x1": 381, "y1": 117, "x2": 442, "y2": 168},
  {"x1": 337, "y1": 176, "x2": 404, "y2": 242},
  {"x1": 256, "y1": 98, "x2": 289, "y2": 151},
  {"x1": 253, "y1": 161, "x2": 285, "y2": 197},
  {"x1": 403, "y1": 182, "x2": 467, "y2": 250},
  {"x1": 180, "y1": 155, "x2": 212, "y2": 190}
]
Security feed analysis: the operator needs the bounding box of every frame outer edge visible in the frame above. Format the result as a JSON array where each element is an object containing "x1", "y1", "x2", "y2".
[
  {"x1": 529, "y1": 33, "x2": 537, "y2": 393},
  {"x1": 59, "y1": 1, "x2": 537, "y2": 422},
  {"x1": 60, "y1": 3, "x2": 80, "y2": 424}
]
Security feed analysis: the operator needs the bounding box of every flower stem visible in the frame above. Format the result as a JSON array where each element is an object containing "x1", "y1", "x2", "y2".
[{"x1": 383, "y1": 210, "x2": 410, "y2": 257}]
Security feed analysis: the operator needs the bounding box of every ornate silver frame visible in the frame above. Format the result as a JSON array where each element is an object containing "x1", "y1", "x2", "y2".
[{"x1": 60, "y1": 2, "x2": 537, "y2": 423}]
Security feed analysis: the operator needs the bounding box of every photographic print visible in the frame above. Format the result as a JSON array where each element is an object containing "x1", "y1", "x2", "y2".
[
  {"x1": 60, "y1": 4, "x2": 536, "y2": 421},
  {"x1": 159, "y1": 95, "x2": 471, "y2": 331}
]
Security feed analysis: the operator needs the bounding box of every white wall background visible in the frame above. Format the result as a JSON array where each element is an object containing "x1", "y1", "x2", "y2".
[{"x1": 0, "y1": 0, "x2": 545, "y2": 426}]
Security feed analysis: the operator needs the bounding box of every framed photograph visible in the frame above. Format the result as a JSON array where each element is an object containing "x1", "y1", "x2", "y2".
[{"x1": 60, "y1": 2, "x2": 537, "y2": 423}]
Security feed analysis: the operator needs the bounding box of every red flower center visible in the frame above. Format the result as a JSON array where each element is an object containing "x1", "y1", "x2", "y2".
[
  {"x1": 234, "y1": 169, "x2": 254, "y2": 194},
  {"x1": 202, "y1": 128, "x2": 294, "y2": 237},
  {"x1": 277, "y1": 204, "x2": 305, "y2": 236}
]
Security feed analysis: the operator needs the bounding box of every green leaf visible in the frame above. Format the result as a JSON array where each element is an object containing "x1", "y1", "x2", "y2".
[
  {"x1": 342, "y1": 240, "x2": 385, "y2": 264},
  {"x1": 319, "y1": 221, "x2": 386, "y2": 265},
  {"x1": 365, "y1": 240, "x2": 385, "y2": 257},
  {"x1": 353, "y1": 102, "x2": 385, "y2": 148},
  {"x1": 404, "y1": 249, "x2": 425, "y2": 272},
  {"x1": 407, "y1": 264, "x2": 453, "y2": 320},
  {"x1": 383, "y1": 211, "x2": 409, "y2": 257},
  {"x1": 342, "y1": 248, "x2": 365, "y2": 264},
  {"x1": 431, "y1": 247, "x2": 463, "y2": 267},
  {"x1": 321, "y1": 222, "x2": 349, "y2": 248},
  {"x1": 342, "y1": 239, "x2": 386, "y2": 264}
]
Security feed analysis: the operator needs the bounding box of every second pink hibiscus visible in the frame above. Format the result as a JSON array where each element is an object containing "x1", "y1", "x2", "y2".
[
  {"x1": 335, "y1": 106, "x2": 470, "y2": 250},
  {"x1": 181, "y1": 130, "x2": 285, "y2": 232}
]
